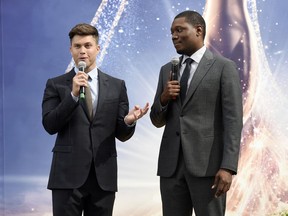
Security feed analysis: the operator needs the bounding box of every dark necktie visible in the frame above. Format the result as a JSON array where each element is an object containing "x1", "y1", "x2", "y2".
[
  {"x1": 180, "y1": 58, "x2": 193, "y2": 103},
  {"x1": 85, "y1": 77, "x2": 93, "y2": 121}
]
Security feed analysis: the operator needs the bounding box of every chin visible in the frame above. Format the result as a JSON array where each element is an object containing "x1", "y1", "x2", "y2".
[{"x1": 175, "y1": 49, "x2": 184, "y2": 55}]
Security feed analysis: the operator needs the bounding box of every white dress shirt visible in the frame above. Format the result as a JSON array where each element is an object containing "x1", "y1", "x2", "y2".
[
  {"x1": 73, "y1": 67, "x2": 99, "y2": 115},
  {"x1": 180, "y1": 46, "x2": 206, "y2": 87}
]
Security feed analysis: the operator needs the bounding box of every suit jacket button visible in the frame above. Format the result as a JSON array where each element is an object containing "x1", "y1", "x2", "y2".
[{"x1": 176, "y1": 131, "x2": 180, "y2": 136}]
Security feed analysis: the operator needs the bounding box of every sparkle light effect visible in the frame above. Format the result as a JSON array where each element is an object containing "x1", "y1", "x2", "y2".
[
  {"x1": 66, "y1": 0, "x2": 128, "y2": 72},
  {"x1": 6, "y1": 0, "x2": 286, "y2": 215},
  {"x1": 92, "y1": 0, "x2": 128, "y2": 64},
  {"x1": 84, "y1": 0, "x2": 288, "y2": 215},
  {"x1": 205, "y1": 0, "x2": 288, "y2": 215}
]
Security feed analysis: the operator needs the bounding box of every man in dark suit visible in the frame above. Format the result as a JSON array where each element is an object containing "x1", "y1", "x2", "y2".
[
  {"x1": 150, "y1": 11, "x2": 243, "y2": 215},
  {"x1": 42, "y1": 23, "x2": 149, "y2": 216}
]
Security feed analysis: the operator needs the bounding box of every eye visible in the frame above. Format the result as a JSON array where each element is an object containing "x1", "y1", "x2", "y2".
[
  {"x1": 171, "y1": 27, "x2": 184, "y2": 35},
  {"x1": 74, "y1": 44, "x2": 81, "y2": 49},
  {"x1": 85, "y1": 44, "x2": 92, "y2": 49},
  {"x1": 176, "y1": 27, "x2": 183, "y2": 33}
]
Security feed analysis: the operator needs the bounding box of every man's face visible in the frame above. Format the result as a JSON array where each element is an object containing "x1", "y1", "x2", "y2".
[
  {"x1": 70, "y1": 35, "x2": 100, "y2": 72},
  {"x1": 171, "y1": 17, "x2": 202, "y2": 56}
]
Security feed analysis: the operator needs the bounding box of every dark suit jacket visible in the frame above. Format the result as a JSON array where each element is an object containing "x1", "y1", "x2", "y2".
[
  {"x1": 150, "y1": 49, "x2": 243, "y2": 177},
  {"x1": 42, "y1": 68, "x2": 135, "y2": 192}
]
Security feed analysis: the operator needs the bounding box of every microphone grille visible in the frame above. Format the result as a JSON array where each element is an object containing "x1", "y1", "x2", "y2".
[
  {"x1": 78, "y1": 61, "x2": 87, "y2": 69},
  {"x1": 171, "y1": 57, "x2": 179, "y2": 66}
]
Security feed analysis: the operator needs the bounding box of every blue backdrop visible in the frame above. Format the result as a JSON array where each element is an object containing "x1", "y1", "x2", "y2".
[{"x1": 1, "y1": 0, "x2": 288, "y2": 215}]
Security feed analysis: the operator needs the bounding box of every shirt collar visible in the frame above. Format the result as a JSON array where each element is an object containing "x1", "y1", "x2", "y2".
[
  {"x1": 74, "y1": 66, "x2": 98, "y2": 80},
  {"x1": 87, "y1": 67, "x2": 98, "y2": 81},
  {"x1": 183, "y1": 45, "x2": 206, "y2": 64}
]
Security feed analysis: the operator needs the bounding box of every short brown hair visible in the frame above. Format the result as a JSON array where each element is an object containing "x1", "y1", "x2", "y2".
[{"x1": 69, "y1": 23, "x2": 99, "y2": 44}]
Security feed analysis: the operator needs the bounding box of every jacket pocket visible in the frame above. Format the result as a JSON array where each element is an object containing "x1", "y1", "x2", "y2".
[{"x1": 52, "y1": 145, "x2": 72, "y2": 153}]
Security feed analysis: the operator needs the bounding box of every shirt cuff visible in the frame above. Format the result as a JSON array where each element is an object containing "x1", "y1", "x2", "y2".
[
  {"x1": 71, "y1": 92, "x2": 79, "y2": 102},
  {"x1": 124, "y1": 115, "x2": 136, "y2": 127}
]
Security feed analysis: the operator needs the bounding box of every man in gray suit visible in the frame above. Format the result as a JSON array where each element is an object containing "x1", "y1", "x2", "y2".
[
  {"x1": 150, "y1": 11, "x2": 243, "y2": 215},
  {"x1": 42, "y1": 23, "x2": 149, "y2": 216}
]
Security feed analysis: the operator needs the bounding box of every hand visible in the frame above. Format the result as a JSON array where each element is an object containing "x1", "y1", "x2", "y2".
[
  {"x1": 124, "y1": 102, "x2": 150, "y2": 125},
  {"x1": 72, "y1": 71, "x2": 88, "y2": 97},
  {"x1": 212, "y1": 169, "x2": 233, "y2": 198},
  {"x1": 160, "y1": 73, "x2": 180, "y2": 106}
]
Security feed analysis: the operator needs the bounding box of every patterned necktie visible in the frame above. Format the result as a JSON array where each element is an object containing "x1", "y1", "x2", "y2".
[
  {"x1": 85, "y1": 78, "x2": 93, "y2": 121},
  {"x1": 180, "y1": 58, "x2": 193, "y2": 103}
]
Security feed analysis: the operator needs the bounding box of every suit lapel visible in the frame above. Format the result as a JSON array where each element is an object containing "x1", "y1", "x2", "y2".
[
  {"x1": 175, "y1": 56, "x2": 184, "y2": 107},
  {"x1": 182, "y1": 50, "x2": 215, "y2": 107},
  {"x1": 66, "y1": 69, "x2": 75, "y2": 90},
  {"x1": 95, "y1": 70, "x2": 109, "y2": 115}
]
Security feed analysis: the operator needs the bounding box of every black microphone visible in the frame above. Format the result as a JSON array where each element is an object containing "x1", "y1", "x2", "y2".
[
  {"x1": 78, "y1": 61, "x2": 87, "y2": 99},
  {"x1": 171, "y1": 57, "x2": 179, "y2": 81},
  {"x1": 170, "y1": 57, "x2": 179, "y2": 100}
]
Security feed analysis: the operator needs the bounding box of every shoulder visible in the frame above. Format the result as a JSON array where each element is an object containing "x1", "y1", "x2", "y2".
[
  {"x1": 48, "y1": 69, "x2": 75, "y2": 83},
  {"x1": 159, "y1": 61, "x2": 173, "y2": 75},
  {"x1": 205, "y1": 49, "x2": 235, "y2": 65},
  {"x1": 98, "y1": 69, "x2": 125, "y2": 84}
]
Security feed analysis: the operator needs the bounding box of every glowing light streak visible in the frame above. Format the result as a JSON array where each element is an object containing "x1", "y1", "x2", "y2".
[
  {"x1": 61, "y1": 0, "x2": 288, "y2": 215},
  {"x1": 90, "y1": 0, "x2": 109, "y2": 26},
  {"x1": 66, "y1": 0, "x2": 128, "y2": 72},
  {"x1": 96, "y1": 0, "x2": 128, "y2": 65},
  {"x1": 195, "y1": 0, "x2": 288, "y2": 215}
]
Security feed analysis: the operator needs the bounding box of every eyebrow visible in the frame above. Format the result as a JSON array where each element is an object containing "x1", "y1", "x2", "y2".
[
  {"x1": 73, "y1": 42, "x2": 93, "y2": 46},
  {"x1": 171, "y1": 25, "x2": 186, "y2": 31}
]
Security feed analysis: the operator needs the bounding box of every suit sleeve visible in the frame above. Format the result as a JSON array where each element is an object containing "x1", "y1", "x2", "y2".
[
  {"x1": 42, "y1": 78, "x2": 79, "y2": 135},
  {"x1": 115, "y1": 80, "x2": 135, "y2": 142},
  {"x1": 220, "y1": 60, "x2": 243, "y2": 174},
  {"x1": 150, "y1": 65, "x2": 169, "y2": 128}
]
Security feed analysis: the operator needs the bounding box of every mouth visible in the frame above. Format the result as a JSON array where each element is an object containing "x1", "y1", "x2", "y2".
[
  {"x1": 174, "y1": 43, "x2": 182, "y2": 50},
  {"x1": 78, "y1": 58, "x2": 87, "y2": 65},
  {"x1": 173, "y1": 41, "x2": 181, "y2": 48}
]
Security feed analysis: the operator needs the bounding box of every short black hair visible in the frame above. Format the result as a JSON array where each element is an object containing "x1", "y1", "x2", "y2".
[{"x1": 175, "y1": 10, "x2": 206, "y2": 39}]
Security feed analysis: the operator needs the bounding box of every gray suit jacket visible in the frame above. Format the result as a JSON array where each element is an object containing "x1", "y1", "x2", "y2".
[
  {"x1": 42, "y1": 68, "x2": 135, "y2": 191},
  {"x1": 150, "y1": 49, "x2": 243, "y2": 177}
]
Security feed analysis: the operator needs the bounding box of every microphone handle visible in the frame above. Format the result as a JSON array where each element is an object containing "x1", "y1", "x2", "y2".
[
  {"x1": 79, "y1": 66, "x2": 85, "y2": 99},
  {"x1": 80, "y1": 87, "x2": 85, "y2": 99},
  {"x1": 171, "y1": 66, "x2": 176, "y2": 81},
  {"x1": 171, "y1": 64, "x2": 178, "y2": 100}
]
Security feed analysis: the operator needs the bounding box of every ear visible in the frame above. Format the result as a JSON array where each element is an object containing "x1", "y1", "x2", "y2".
[
  {"x1": 96, "y1": 44, "x2": 101, "y2": 54},
  {"x1": 196, "y1": 25, "x2": 203, "y2": 37}
]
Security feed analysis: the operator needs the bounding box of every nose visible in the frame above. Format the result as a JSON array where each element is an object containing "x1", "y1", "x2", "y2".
[
  {"x1": 171, "y1": 32, "x2": 178, "y2": 40},
  {"x1": 79, "y1": 46, "x2": 86, "y2": 54}
]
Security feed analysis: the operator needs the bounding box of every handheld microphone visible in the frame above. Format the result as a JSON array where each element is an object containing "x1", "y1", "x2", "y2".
[
  {"x1": 78, "y1": 61, "x2": 87, "y2": 99},
  {"x1": 171, "y1": 57, "x2": 179, "y2": 81},
  {"x1": 170, "y1": 57, "x2": 179, "y2": 100}
]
